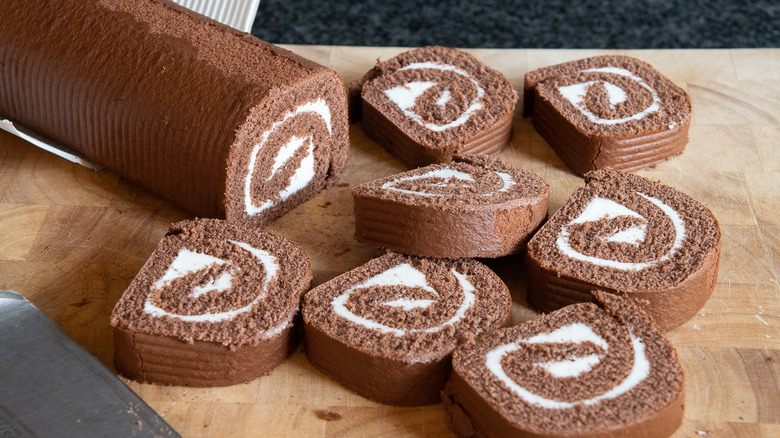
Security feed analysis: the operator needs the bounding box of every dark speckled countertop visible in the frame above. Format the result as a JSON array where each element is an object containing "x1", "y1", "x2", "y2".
[{"x1": 251, "y1": 0, "x2": 778, "y2": 48}]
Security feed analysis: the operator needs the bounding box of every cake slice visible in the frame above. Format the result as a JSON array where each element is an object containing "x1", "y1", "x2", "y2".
[
  {"x1": 351, "y1": 46, "x2": 516, "y2": 168},
  {"x1": 524, "y1": 55, "x2": 691, "y2": 176},
  {"x1": 526, "y1": 168, "x2": 720, "y2": 331},
  {"x1": 302, "y1": 252, "x2": 511, "y2": 406},
  {"x1": 111, "y1": 218, "x2": 312, "y2": 387},
  {"x1": 353, "y1": 154, "x2": 549, "y2": 258},
  {"x1": 442, "y1": 291, "x2": 684, "y2": 438},
  {"x1": 0, "y1": 0, "x2": 349, "y2": 226}
]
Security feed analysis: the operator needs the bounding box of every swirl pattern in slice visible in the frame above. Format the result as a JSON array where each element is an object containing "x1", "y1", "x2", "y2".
[
  {"x1": 302, "y1": 252, "x2": 511, "y2": 406},
  {"x1": 353, "y1": 154, "x2": 549, "y2": 258},
  {"x1": 442, "y1": 291, "x2": 684, "y2": 438},
  {"x1": 111, "y1": 218, "x2": 312, "y2": 387},
  {"x1": 526, "y1": 168, "x2": 720, "y2": 331},
  {"x1": 352, "y1": 46, "x2": 516, "y2": 168},
  {"x1": 524, "y1": 55, "x2": 692, "y2": 176}
]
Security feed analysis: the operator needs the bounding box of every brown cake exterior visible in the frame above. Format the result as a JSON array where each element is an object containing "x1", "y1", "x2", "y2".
[
  {"x1": 353, "y1": 154, "x2": 549, "y2": 258},
  {"x1": 351, "y1": 46, "x2": 516, "y2": 168},
  {"x1": 111, "y1": 218, "x2": 312, "y2": 387},
  {"x1": 302, "y1": 252, "x2": 512, "y2": 406},
  {"x1": 442, "y1": 291, "x2": 684, "y2": 438},
  {"x1": 524, "y1": 56, "x2": 691, "y2": 176},
  {"x1": 526, "y1": 169, "x2": 720, "y2": 331},
  {"x1": 0, "y1": 0, "x2": 349, "y2": 226}
]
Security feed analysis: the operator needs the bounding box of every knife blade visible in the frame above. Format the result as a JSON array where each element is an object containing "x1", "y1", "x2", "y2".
[{"x1": 0, "y1": 290, "x2": 179, "y2": 438}]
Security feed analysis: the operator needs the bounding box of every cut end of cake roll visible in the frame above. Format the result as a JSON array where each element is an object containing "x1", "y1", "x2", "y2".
[
  {"x1": 351, "y1": 46, "x2": 516, "y2": 168},
  {"x1": 524, "y1": 55, "x2": 691, "y2": 176},
  {"x1": 0, "y1": 0, "x2": 349, "y2": 225},
  {"x1": 224, "y1": 64, "x2": 350, "y2": 227},
  {"x1": 302, "y1": 252, "x2": 512, "y2": 406},
  {"x1": 526, "y1": 168, "x2": 720, "y2": 331},
  {"x1": 353, "y1": 154, "x2": 550, "y2": 258},
  {"x1": 442, "y1": 291, "x2": 684, "y2": 438},
  {"x1": 110, "y1": 218, "x2": 312, "y2": 387}
]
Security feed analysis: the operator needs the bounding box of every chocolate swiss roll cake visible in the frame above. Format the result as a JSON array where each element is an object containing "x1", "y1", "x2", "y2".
[
  {"x1": 350, "y1": 46, "x2": 516, "y2": 168},
  {"x1": 526, "y1": 168, "x2": 720, "y2": 332},
  {"x1": 302, "y1": 252, "x2": 511, "y2": 406},
  {"x1": 353, "y1": 154, "x2": 550, "y2": 258},
  {"x1": 524, "y1": 55, "x2": 691, "y2": 176},
  {"x1": 0, "y1": 0, "x2": 349, "y2": 226},
  {"x1": 442, "y1": 291, "x2": 684, "y2": 438},
  {"x1": 111, "y1": 218, "x2": 312, "y2": 387}
]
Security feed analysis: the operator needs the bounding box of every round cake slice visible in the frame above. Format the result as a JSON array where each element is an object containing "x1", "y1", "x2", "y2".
[
  {"x1": 526, "y1": 168, "x2": 720, "y2": 331},
  {"x1": 351, "y1": 46, "x2": 516, "y2": 168},
  {"x1": 302, "y1": 252, "x2": 512, "y2": 406},
  {"x1": 111, "y1": 218, "x2": 312, "y2": 387},
  {"x1": 442, "y1": 291, "x2": 684, "y2": 438},
  {"x1": 0, "y1": 0, "x2": 349, "y2": 226},
  {"x1": 353, "y1": 154, "x2": 549, "y2": 258},
  {"x1": 524, "y1": 55, "x2": 692, "y2": 176}
]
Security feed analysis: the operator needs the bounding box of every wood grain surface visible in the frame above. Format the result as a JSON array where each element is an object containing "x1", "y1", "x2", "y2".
[{"x1": 1, "y1": 46, "x2": 778, "y2": 437}]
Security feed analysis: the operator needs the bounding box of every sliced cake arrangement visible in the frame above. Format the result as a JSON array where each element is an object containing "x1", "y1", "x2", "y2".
[
  {"x1": 524, "y1": 55, "x2": 692, "y2": 176},
  {"x1": 111, "y1": 218, "x2": 312, "y2": 387},
  {"x1": 442, "y1": 291, "x2": 684, "y2": 438},
  {"x1": 302, "y1": 252, "x2": 512, "y2": 406},
  {"x1": 0, "y1": 0, "x2": 349, "y2": 226},
  {"x1": 350, "y1": 46, "x2": 516, "y2": 168},
  {"x1": 353, "y1": 154, "x2": 550, "y2": 258},
  {"x1": 526, "y1": 168, "x2": 720, "y2": 331}
]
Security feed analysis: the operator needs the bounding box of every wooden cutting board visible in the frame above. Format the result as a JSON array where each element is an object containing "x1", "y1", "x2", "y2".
[{"x1": 0, "y1": 46, "x2": 778, "y2": 437}]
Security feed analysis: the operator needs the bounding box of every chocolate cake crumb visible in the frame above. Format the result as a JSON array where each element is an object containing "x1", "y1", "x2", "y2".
[{"x1": 320, "y1": 409, "x2": 342, "y2": 421}]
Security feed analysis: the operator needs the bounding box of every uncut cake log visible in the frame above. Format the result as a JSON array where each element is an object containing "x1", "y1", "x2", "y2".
[
  {"x1": 302, "y1": 252, "x2": 511, "y2": 406},
  {"x1": 526, "y1": 169, "x2": 720, "y2": 332},
  {"x1": 0, "y1": 0, "x2": 349, "y2": 225},
  {"x1": 353, "y1": 154, "x2": 549, "y2": 258},
  {"x1": 524, "y1": 55, "x2": 691, "y2": 176},
  {"x1": 442, "y1": 291, "x2": 684, "y2": 438},
  {"x1": 111, "y1": 218, "x2": 312, "y2": 387},
  {"x1": 350, "y1": 46, "x2": 516, "y2": 168}
]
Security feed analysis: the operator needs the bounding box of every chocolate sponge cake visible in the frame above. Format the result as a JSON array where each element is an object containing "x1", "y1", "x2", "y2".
[
  {"x1": 0, "y1": 0, "x2": 349, "y2": 226},
  {"x1": 526, "y1": 169, "x2": 720, "y2": 331},
  {"x1": 111, "y1": 218, "x2": 312, "y2": 387},
  {"x1": 302, "y1": 252, "x2": 512, "y2": 406},
  {"x1": 524, "y1": 55, "x2": 691, "y2": 176},
  {"x1": 353, "y1": 154, "x2": 549, "y2": 258},
  {"x1": 442, "y1": 291, "x2": 684, "y2": 438},
  {"x1": 351, "y1": 46, "x2": 516, "y2": 168}
]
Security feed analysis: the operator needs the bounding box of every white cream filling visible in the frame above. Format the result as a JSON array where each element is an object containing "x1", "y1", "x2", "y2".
[
  {"x1": 380, "y1": 166, "x2": 516, "y2": 198},
  {"x1": 485, "y1": 323, "x2": 650, "y2": 409},
  {"x1": 555, "y1": 193, "x2": 685, "y2": 271},
  {"x1": 244, "y1": 99, "x2": 332, "y2": 215},
  {"x1": 331, "y1": 263, "x2": 475, "y2": 336},
  {"x1": 383, "y1": 61, "x2": 485, "y2": 132},
  {"x1": 144, "y1": 240, "x2": 279, "y2": 324},
  {"x1": 557, "y1": 66, "x2": 660, "y2": 125}
]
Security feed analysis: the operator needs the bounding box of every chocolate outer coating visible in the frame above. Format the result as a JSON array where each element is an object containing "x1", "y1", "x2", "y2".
[
  {"x1": 441, "y1": 292, "x2": 685, "y2": 438},
  {"x1": 353, "y1": 46, "x2": 516, "y2": 169},
  {"x1": 113, "y1": 322, "x2": 297, "y2": 387},
  {"x1": 353, "y1": 155, "x2": 550, "y2": 258},
  {"x1": 0, "y1": 0, "x2": 349, "y2": 225},
  {"x1": 525, "y1": 169, "x2": 720, "y2": 332},
  {"x1": 524, "y1": 55, "x2": 691, "y2": 176}
]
